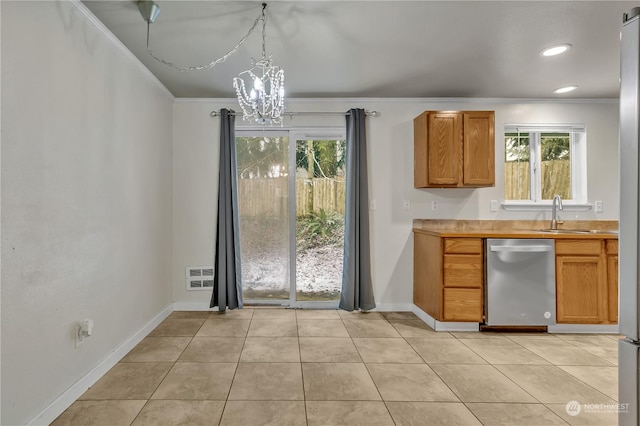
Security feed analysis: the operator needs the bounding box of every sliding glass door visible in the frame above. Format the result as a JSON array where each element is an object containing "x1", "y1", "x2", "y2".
[
  {"x1": 235, "y1": 134, "x2": 291, "y2": 302},
  {"x1": 235, "y1": 129, "x2": 345, "y2": 306},
  {"x1": 294, "y1": 138, "x2": 345, "y2": 302}
]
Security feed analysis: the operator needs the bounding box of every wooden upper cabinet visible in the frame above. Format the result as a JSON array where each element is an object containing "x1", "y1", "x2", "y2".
[
  {"x1": 427, "y1": 112, "x2": 461, "y2": 185},
  {"x1": 463, "y1": 112, "x2": 495, "y2": 186},
  {"x1": 414, "y1": 110, "x2": 495, "y2": 188}
]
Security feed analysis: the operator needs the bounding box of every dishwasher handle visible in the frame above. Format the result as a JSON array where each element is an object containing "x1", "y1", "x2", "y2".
[{"x1": 489, "y1": 245, "x2": 553, "y2": 253}]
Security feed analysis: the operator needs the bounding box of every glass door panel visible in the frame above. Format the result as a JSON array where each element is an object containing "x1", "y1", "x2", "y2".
[
  {"x1": 235, "y1": 135, "x2": 290, "y2": 301},
  {"x1": 294, "y1": 138, "x2": 346, "y2": 302}
]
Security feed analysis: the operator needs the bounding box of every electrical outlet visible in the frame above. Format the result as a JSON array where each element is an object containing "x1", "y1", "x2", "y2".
[
  {"x1": 595, "y1": 200, "x2": 604, "y2": 213},
  {"x1": 431, "y1": 200, "x2": 438, "y2": 211},
  {"x1": 403, "y1": 200, "x2": 411, "y2": 210},
  {"x1": 75, "y1": 319, "x2": 94, "y2": 348},
  {"x1": 490, "y1": 200, "x2": 499, "y2": 212},
  {"x1": 370, "y1": 199, "x2": 377, "y2": 211}
]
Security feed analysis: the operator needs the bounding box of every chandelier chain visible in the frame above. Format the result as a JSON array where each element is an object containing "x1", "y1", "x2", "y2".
[
  {"x1": 261, "y1": 5, "x2": 267, "y2": 59},
  {"x1": 145, "y1": 6, "x2": 265, "y2": 73}
]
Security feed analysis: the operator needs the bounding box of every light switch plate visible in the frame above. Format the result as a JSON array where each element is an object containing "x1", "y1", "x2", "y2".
[
  {"x1": 403, "y1": 200, "x2": 411, "y2": 210},
  {"x1": 595, "y1": 200, "x2": 604, "y2": 213}
]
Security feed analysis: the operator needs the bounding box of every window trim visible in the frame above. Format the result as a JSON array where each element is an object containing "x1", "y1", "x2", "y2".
[{"x1": 503, "y1": 123, "x2": 587, "y2": 206}]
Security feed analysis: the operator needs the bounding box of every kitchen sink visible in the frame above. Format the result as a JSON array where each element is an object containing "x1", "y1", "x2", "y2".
[{"x1": 536, "y1": 229, "x2": 618, "y2": 234}]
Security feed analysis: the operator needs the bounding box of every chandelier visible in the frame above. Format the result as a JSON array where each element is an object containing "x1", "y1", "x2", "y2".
[
  {"x1": 233, "y1": 4, "x2": 285, "y2": 125},
  {"x1": 137, "y1": 1, "x2": 285, "y2": 125}
]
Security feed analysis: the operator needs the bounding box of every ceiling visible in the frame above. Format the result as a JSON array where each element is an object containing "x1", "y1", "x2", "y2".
[{"x1": 83, "y1": 1, "x2": 634, "y2": 99}]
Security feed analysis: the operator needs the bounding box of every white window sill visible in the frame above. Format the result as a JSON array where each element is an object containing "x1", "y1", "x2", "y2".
[{"x1": 502, "y1": 202, "x2": 592, "y2": 212}]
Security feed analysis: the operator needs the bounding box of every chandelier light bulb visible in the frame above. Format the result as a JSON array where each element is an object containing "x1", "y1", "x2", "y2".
[{"x1": 253, "y1": 77, "x2": 263, "y2": 91}]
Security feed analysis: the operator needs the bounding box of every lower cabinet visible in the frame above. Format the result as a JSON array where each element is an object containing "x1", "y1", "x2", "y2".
[
  {"x1": 413, "y1": 233, "x2": 619, "y2": 325},
  {"x1": 606, "y1": 240, "x2": 618, "y2": 323},
  {"x1": 414, "y1": 233, "x2": 483, "y2": 322},
  {"x1": 555, "y1": 239, "x2": 617, "y2": 324}
]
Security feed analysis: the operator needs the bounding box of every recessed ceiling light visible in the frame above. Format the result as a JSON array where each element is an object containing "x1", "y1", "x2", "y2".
[
  {"x1": 553, "y1": 85, "x2": 578, "y2": 94},
  {"x1": 541, "y1": 44, "x2": 572, "y2": 57}
]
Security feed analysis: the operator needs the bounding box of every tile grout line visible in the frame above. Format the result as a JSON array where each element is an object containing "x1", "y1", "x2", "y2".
[
  {"x1": 127, "y1": 316, "x2": 206, "y2": 425},
  {"x1": 295, "y1": 311, "x2": 310, "y2": 426},
  {"x1": 217, "y1": 310, "x2": 254, "y2": 424}
]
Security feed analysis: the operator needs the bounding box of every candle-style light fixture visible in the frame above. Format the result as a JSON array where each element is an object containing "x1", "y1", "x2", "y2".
[{"x1": 233, "y1": 3, "x2": 285, "y2": 125}]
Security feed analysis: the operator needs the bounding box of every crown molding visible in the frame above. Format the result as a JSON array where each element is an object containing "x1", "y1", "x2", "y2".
[
  {"x1": 68, "y1": 0, "x2": 174, "y2": 100},
  {"x1": 174, "y1": 97, "x2": 618, "y2": 104}
]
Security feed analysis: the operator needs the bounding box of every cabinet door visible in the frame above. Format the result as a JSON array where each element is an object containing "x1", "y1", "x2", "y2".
[
  {"x1": 607, "y1": 255, "x2": 618, "y2": 323},
  {"x1": 427, "y1": 112, "x2": 462, "y2": 186},
  {"x1": 556, "y1": 255, "x2": 606, "y2": 323},
  {"x1": 443, "y1": 288, "x2": 483, "y2": 321},
  {"x1": 463, "y1": 111, "x2": 495, "y2": 186},
  {"x1": 413, "y1": 233, "x2": 443, "y2": 319}
]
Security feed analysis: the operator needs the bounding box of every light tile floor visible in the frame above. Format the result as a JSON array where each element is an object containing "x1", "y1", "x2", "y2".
[{"x1": 51, "y1": 309, "x2": 621, "y2": 425}]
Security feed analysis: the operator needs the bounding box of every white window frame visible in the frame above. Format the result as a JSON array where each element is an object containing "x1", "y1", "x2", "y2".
[{"x1": 503, "y1": 124, "x2": 589, "y2": 211}]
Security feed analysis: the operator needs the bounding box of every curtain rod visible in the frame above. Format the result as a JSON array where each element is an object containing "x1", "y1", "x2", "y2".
[{"x1": 209, "y1": 110, "x2": 381, "y2": 118}]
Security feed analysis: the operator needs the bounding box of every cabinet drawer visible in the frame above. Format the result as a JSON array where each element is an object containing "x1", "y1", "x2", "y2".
[
  {"x1": 444, "y1": 238, "x2": 482, "y2": 254},
  {"x1": 606, "y1": 240, "x2": 618, "y2": 255},
  {"x1": 555, "y1": 239, "x2": 602, "y2": 256},
  {"x1": 443, "y1": 288, "x2": 482, "y2": 321},
  {"x1": 444, "y1": 254, "x2": 482, "y2": 288}
]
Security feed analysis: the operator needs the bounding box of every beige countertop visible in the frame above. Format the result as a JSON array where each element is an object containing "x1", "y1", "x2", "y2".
[{"x1": 412, "y1": 219, "x2": 619, "y2": 239}]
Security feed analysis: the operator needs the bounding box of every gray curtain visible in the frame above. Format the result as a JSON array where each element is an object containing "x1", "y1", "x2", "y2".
[
  {"x1": 339, "y1": 108, "x2": 376, "y2": 311},
  {"x1": 210, "y1": 109, "x2": 243, "y2": 311}
]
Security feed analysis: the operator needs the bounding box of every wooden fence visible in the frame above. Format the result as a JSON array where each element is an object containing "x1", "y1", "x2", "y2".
[
  {"x1": 237, "y1": 178, "x2": 346, "y2": 217},
  {"x1": 504, "y1": 160, "x2": 571, "y2": 200}
]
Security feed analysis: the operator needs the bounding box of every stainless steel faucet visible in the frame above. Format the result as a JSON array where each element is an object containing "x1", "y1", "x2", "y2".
[{"x1": 551, "y1": 194, "x2": 563, "y2": 230}]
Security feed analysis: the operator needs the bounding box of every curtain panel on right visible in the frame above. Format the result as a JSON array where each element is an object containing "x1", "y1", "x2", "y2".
[{"x1": 339, "y1": 108, "x2": 376, "y2": 311}]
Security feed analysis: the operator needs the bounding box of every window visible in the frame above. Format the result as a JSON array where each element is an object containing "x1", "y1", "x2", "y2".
[{"x1": 504, "y1": 125, "x2": 587, "y2": 205}]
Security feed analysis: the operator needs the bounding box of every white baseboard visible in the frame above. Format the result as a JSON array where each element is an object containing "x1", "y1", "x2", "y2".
[
  {"x1": 27, "y1": 304, "x2": 174, "y2": 426},
  {"x1": 548, "y1": 324, "x2": 620, "y2": 334},
  {"x1": 173, "y1": 302, "x2": 218, "y2": 311},
  {"x1": 411, "y1": 305, "x2": 480, "y2": 332},
  {"x1": 371, "y1": 303, "x2": 414, "y2": 312},
  {"x1": 411, "y1": 305, "x2": 437, "y2": 329},
  {"x1": 173, "y1": 301, "x2": 415, "y2": 312}
]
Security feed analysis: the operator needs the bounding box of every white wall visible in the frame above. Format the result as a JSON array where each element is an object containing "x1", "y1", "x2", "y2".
[
  {"x1": 172, "y1": 98, "x2": 619, "y2": 308},
  {"x1": 1, "y1": 2, "x2": 173, "y2": 425}
]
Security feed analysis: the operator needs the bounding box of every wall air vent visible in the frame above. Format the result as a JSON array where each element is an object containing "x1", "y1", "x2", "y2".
[{"x1": 186, "y1": 266, "x2": 214, "y2": 290}]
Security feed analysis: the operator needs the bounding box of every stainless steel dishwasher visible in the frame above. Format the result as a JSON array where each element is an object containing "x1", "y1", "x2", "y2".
[{"x1": 485, "y1": 239, "x2": 556, "y2": 326}]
